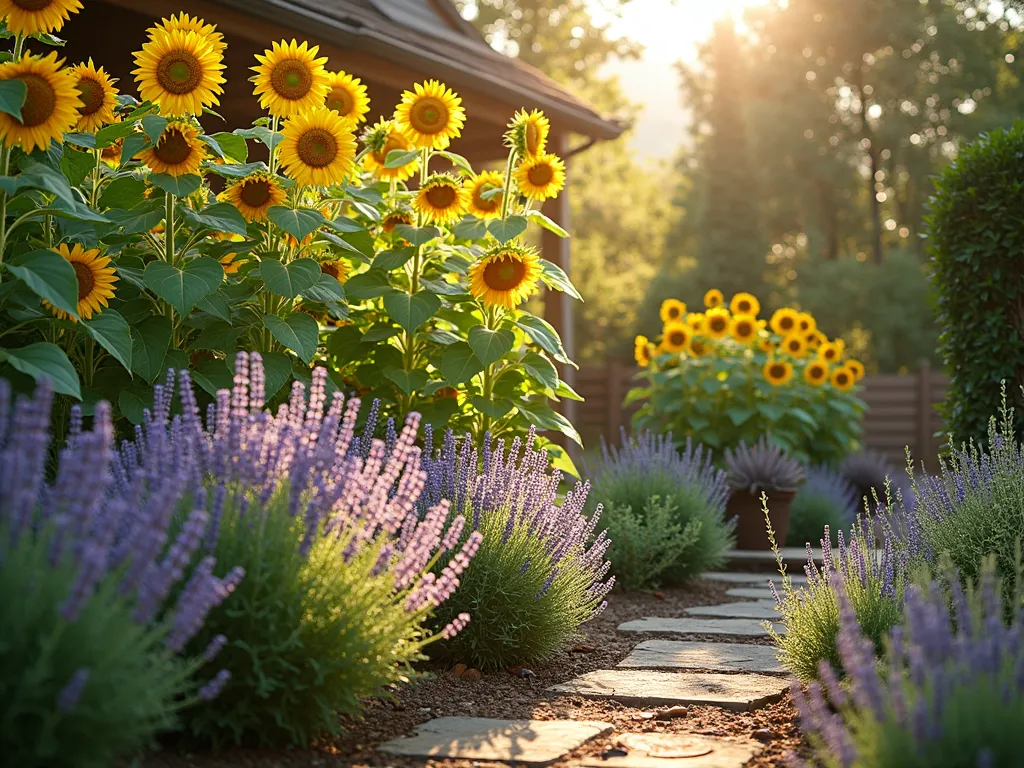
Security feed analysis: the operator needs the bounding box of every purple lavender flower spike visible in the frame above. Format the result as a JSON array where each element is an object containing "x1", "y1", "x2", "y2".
[{"x1": 56, "y1": 667, "x2": 90, "y2": 712}]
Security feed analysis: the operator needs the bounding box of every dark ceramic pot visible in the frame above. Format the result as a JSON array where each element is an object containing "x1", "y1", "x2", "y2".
[{"x1": 725, "y1": 488, "x2": 798, "y2": 551}]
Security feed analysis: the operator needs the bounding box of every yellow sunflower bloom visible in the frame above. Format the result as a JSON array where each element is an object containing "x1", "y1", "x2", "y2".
[
  {"x1": 504, "y1": 108, "x2": 550, "y2": 157},
  {"x1": 69, "y1": 59, "x2": 118, "y2": 133},
  {"x1": 465, "y1": 170, "x2": 504, "y2": 220},
  {"x1": 100, "y1": 137, "x2": 122, "y2": 167},
  {"x1": 394, "y1": 80, "x2": 465, "y2": 150},
  {"x1": 831, "y1": 365, "x2": 856, "y2": 392},
  {"x1": 804, "y1": 360, "x2": 829, "y2": 386},
  {"x1": 763, "y1": 359, "x2": 793, "y2": 387},
  {"x1": 758, "y1": 337, "x2": 774, "y2": 354},
  {"x1": 686, "y1": 312, "x2": 705, "y2": 332},
  {"x1": 0, "y1": 52, "x2": 82, "y2": 153},
  {"x1": 324, "y1": 70, "x2": 370, "y2": 124},
  {"x1": 468, "y1": 243, "x2": 542, "y2": 310},
  {"x1": 689, "y1": 337, "x2": 709, "y2": 357},
  {"x1": 219, "y1": 252, "x2": 242, "y2": 275},
  {"x1": 278, "y1": 109, "x2": 357, "y2": 187},
  {"x1": 0, "y1": 0, "x2": 81, "y2": 35},
  {"x1": 703, "y1": 307, "x2": 731, "y2": 340},
  {"x1": 413, "y1": 173, "x2": 469, "y2": 225},
  {"x1": 320, "y1": 260, "x2": 351, "y2": 283},
  {"x1": 846, "y1": 359, "x2": 865, "y2": 381},
  {"x1": 730, "y1": 291, "x2": 760, "y2": 316},
  {"x1": 797, "y1": 311, "x2": 817, "y2": 334},
  {"x1": 770, "y1": 307, "x2": 800, "y2": 335},
  {"x1": 661, "y1": 322, "x2": 692, "y2": 354},
  {"x1": 660, "y1": 299, "x2": 686, "y2": 324},
  {"x1": 634, "y1": 335, "x2": 652, "y2": 367},
  {"x1": 514, "y1": 152, "x2": 565, "y2": 201},
  {"x1": 704, "y1": 288, "x2": 724, "y2": 309},
  {"x1": 361, "y1": 118, "x2": 419, "y2": 183},
  {"x1": 251, "y1": 39, "x2": 330, "y2": 119},
  {"x1": 133, "y1": 28, "x2": 225, "y2": 118},
  {"x1": 818, "y1": 342, "x2": 842, "y2": 364},
  {"x1": 806, "y1": 330, "x2": 827, "y2": 349},
  {"x1": 730, "y1": 313, "x2": 758, "y2": 344},
  {"x1": 220, "y1": 171, "x2": 287, "y2": 222},
  {"x1": 381, "y1": 209, "x2": 413, "y2": 234},
  {"x1": 140, "y1": 121, "x2": 204, "y2": 177},
  {"x1": 44, "y1": 243, "x2": 117, "y2": 322},
  {"x1": 152, "y1": 12, "x2": 226, "y2": 56},
  {"x1": 781, "y1": 333, "x2": 808, "y2": 358}
]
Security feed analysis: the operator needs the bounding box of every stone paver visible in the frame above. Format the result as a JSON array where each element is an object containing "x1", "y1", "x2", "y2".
[
  {"x1": 618, "y1": 617, "x2": 785, "y2": 637},
  {"x1": 548, "y1": 669, "x2": 788, "y2": 712},
  {"x1": 617, "y1": 639, "x2": 785, "y2": 674},
  {"x1": 686, "y1": 602, "x2": 780, "y2": 620},
  {"x1": 581, "y1": 732, "x2": 760, "y2": 768},
  {"x1": 378, "y1": 716, "x2": 613, "y2": 765},
  {"x1": 725, "y1": 587, "x2": 778, "y2": 600},
  {"x1": 702, "y1": 571, "x2": 808, "y2": 586}
]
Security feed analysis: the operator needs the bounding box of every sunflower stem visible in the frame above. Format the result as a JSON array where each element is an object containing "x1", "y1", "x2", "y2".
[
  {"x1": 89, "y1": 149, "x2": 102, "y2": 209},
  {"x1": 269, "y1": 116, "x2": 280, "y2": 174},
  {"x1": 0, "y1": 144, "x2": 9, "y2": 276},
  {"x1": 500, "y1": 147, "x2": 518, "y2": 221},
  {"x1": 419, "y1": 147, "x2": 429, "y2": 186},
  {"x1": 165, "y1": 191, "x2": 175, "y2": 266},
  {"x1": 13, "y1": 35, "x2": 24, "y2": 61}
]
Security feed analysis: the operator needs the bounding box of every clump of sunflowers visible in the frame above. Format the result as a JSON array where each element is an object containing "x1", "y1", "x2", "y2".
[
  {"x1": 627, "y1": 288, "x2": 866, "y2": 465},
  {"x1": 0, "y1": 4, "x2": 581, "y2": 447}
]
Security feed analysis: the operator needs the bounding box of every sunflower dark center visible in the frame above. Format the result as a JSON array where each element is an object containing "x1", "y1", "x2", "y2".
[
  {"x1": 320, "y1": 261, "x2": 345, "y2": 280},
  {"x1": 737, "y1": 301, "x2": 751, "y2": 312},
  {"x1": 473, "y1": 183, "x2": 500, "y2": 211},
  {"x1": 736, "y1": 321, "x2": 752, "y2": 336},
  {"x1": 788, "y1": 339, "x2": 800, "y2": 350},
  {"x1": 836, "y1": 372, "x2": 849, "y2": 384},
  {"x1": 18, "y1": 73, "x2": 56, "y2": 127},
  {"x1": 667, "y1": 307, "x2": 681, "y2": 318},
  {"x1": 373, "y1": 136, "x2": 404, "y2": 165},
  {"x1": 383, "y1": 213, "x2": 411, "y2": 233},
  {"x1": 525, "y1": 122, "x2": 540, "y2": 155},
  {"x1": 156, "y1": 50, "x2": 202, "y2": 95},
  {"x1": 425, "y1": 184, "x2": 457, "y2": 209},
  {"x1": 325, "y1": 86, "x2": 353, "y2": 116},
  {"x1": 770, "y1": 364, "x2": 786, "y2": 378},
  {"x1": 779, "y1": 317, "x2": 794, "y2": 331},
  {"x1": 240, "y1": 179, "x2": 272, "y2": 207},
  {"x1": 76, "y1": 77, "x2": 104, "y2": 116},
  {"x1": 154, "y1": 129, "x2": 193, "y2": 166},
  {"x1": 272, "y1": 59, "x2": 313, "y2": 101},
  {"x1": 13, "y1": 0, "x2": 53, "y2": 10},
  {"x1": 668, "y1": 331, "x2": 687, "y2": 346},
  {"x1": 72, "y1": 261, "x2": 94, "y2": 301},
  {"x1": 709, "y1": 317, "x2": 727, "y2": 332},
  {"x1": 527, "y1": 163, "x2": 554, "y2": 187},
  {"x1": 483, "y1": 256, "x2": 526, "y2": 291},
  {"x1": 296, "y1": 128, "x2": 338, "y2": 168},
  {"x1": 410, "y1": 97, "x2": 447, "y2": 134}
]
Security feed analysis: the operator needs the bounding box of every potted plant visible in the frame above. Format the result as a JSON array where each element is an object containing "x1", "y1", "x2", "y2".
[{"x1": 724, "y1": 437, "x2": 806, "y2": 550}]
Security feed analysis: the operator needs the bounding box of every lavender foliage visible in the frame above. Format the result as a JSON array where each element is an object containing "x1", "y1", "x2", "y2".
[{"x1": 786, "y1": 465, "x2": 860, "y2": 547}]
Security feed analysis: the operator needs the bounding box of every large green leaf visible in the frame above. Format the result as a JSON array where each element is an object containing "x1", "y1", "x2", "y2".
[
  {"x1": 118, "y1": 388, "x2": 152, "y2": 425},
  {"x1": 246, "y1": 351, "x2": 293, "y2": 400},
  {"x1": 345, "y1": 269, "x2": 391, "y2": 300},
  {"x1": 519, "y1": 400, "x2": 582, "y2": 446},
  {"x1": 268, "y1": 206, "x2": 326, "y2": 241},
  {"x1": 384, "y1": 149, "x2": 419, "y2": 168},
  {"x1": 148, "y1": 173, "x2": 201, "y2": 198},
  {"x1": 525, "y1": 208, "x2": 569, "y2": 237},
  {"x1": 382, "y1": 289, "x2": 440, "y2": 334},
  {"x1": 191, "y1": 358, "x2": 235, "y2": 396},
  {"x1": 82, "y1": 310, "x2": 132, "y2": 372},
  {"x1": 383, "y1": 367, "x2": 429, "y2": 395},
  {"x1": 468, "y1": 326, "x2": 514, "y2": 366},
  {"x1": 439, "y1": 342, "x2": 484, "y2": 385},
  {"x1": 60, "y1": 146, "x2": 94, "y2": 187},
  {"x1": 470, "y1": 395, "x2": 515, "y2": 420},
  {"x1": 17, "y1": 162, "x2": 76, "y2": 206},
  {"x1": 141, "y1": 115, "x2": 169, "y2": 144},
  {"x1": 105, "y1": 203, "x2": 164, "y2": 234},
  {"x1": 394, "y1": 224, "x2": 439, "y2": 247},
  {"x1": 0, "y1": 342, "x2": 80, "y2": 398},
  {"x1": 372, "y1": 247, "x2": 415, "y2": 271},
  {"x1": 516, "y1": 315, "x2": 574, "y2": 366},
  {"x1": 192, "y1": 321, "x2": 245, "y2": 352},
  {"x1": 118, "y1": 133, "x2": 149, "y2": 165},
  {"x1": 264, "y1": 313, "x2": 319, "y2": 363},
  {"x1": 209, "y1": 132, "x2": 249, "y2": 163},
  {"x1": 488, "y1": 216, "x2": 528, "y2": 244},
  {"x1": 233, "y1": 126, "x2": 281, "y2": 152},
  {"x1": 144, "y1": 258, "x2": 223, "y2": 315},
  {"x1": 520, "y1": 350, "x2": 558, "y2": 391},
  {"x1": 180, "y1": 203, "x2": 248, "y2": 236},
  {"x1": 6, "y1": 249, "x2": 79, "y2": 318},
  {"x1": 99, "y1": 177, "x2": 148, "y2": 210},
  {"x1": 260, "y1": 258, "x2": 322, "y2": 299},
  {"x1": 0, "y1": 79, "x2": 26, "y2": 120},
  {"x1": 300, "y1": 273, "x2": 346, "y2": 304},
  {"x1": 453, "y1": 217, "x2": 488, "y2": 240},
  {"x1": 94, "y1": 120, "x2": 138, "y2": 148},
  {"x1": 130, "y1": 315, "x2": 172, "y2": 383},
  {"x1": 539, "y1": 258, "x2": 583, "y2": 301}
]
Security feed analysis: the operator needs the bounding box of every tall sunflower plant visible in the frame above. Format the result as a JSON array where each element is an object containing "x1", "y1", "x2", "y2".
[
  {"x1": 0, "y1": 7, "x2": 583, "y2": 455},
  {"x1": 627, "y1": 290, "x2": 866, "y2": 466}
]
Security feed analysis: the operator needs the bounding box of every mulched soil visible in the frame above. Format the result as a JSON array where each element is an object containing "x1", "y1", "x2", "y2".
[{"x1": 143, "y1": 581, "x2": 804, "y2": 768}]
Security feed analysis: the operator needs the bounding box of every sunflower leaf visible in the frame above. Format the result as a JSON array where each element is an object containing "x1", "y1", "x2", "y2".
[
  {"x1": 437, "y1": 151, "x2": 474, "y2": 175},
  {"x1": 144, "y1": 258, "x2": 223, "y2": 315},
  {"x1": 63, "y1": 132, "x2": 97, "y2": 149},
  {"x1": 180, "y1": 203, "x2": 248, "y2": 237},
  {"x1": 6, "y1": 249, "x2": 80, "y2": 319},
  {"x1": 0, "y1": 78, "x2": 25, "y2": 120},
  {"x1": 205, "y1": 161, "x2": 269, "y2": 179},
  {"x1": 525, "y1": 209, "x2": 569, "y2": 237},
  {"x1": 439, "y1": 342, "x2": 484, "y2": 385},
  {"x1": 479, "y1": 186, "x2": 503, "y2": 201},
  {"x1": 384, "y1": 149, "x2": 419, "y2": 169},
  {"x1": 372, "y1": 247, "x2": 415, "y2": 271},
  {"x1": 383, "y1": 367, "x2": 429, "y2": 395},
  {"x1": 149, "y1": 173, "x2": 201, "y2": 198},
  {"x1": 233, "y1": 126, "x2": 281, "y2": 152},
  {"x1": 487, "y1": 215, "x2": 527, "y2": 244},
  {"x1": 344, "y1": 269, "x2": 391, "y2": 300},
  {"x1": 99, "y1": 177, "x2": 147, "y2": 210},
  {"x1": 209, "y1": 132, "x2": 249, "y2": 163},
  {"x1": 268, "y1": 206, "x2": 326, "y2": 241},
  {"x1": 82, "y1": 309, "x2": 133, "y2": 373},
  {"x1": 453, "y1": 217, "x2": 487, "y2": 240},
  {"x1": 383, "y1": 289, "x2": 441, "y2": 334},
  {"x1": 0, "y1": 342, "x2": 81, "y2": 399},
  {"x1": 141, "y1": 115, "x2": 169, "y2": 144},
  {"x1": 259, "y1": 258, "x2": 322, "y2": 299},
  {"x1": 470, "y1": 395, "x2": 515, "y2": 420},
  {"x1": 468, "y1": 326, "x2": 515, "y2": 366},
  {"x1": 94, "y1": 120, "x2": 138, "y2": 148},
  {"x1": 518, "y1": 399, "x2": 582, "y2": 446},
  {"x1": 119, "y1": 133, "x2": 150, "y2": 165},
  {"x1": 104, "y1": 202, "x2": 164, "y2": 234},
  {"x1": 393, "y1": 224, "x2": 439, "y2": 247},
  {"x1": 516, "y1": 314, "x2": 575, "y2": 367},
  {"x1": 263, "y1": 313, "x2": 319, "y2": 364},
  {"x1": 520, "y1": 350, "x2": 558, "y2": 392},
  {"x1": 539, "y1": 258, "x2": 583, "y2": 301}
]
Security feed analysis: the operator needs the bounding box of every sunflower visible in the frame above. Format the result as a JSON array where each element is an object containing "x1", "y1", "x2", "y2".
[
  {"x1": 514, "y1": 152, "x2": 565, "y2": 201},
  {"x1": 219, "y1": 252, "x2": 242, "y2": 275},
  {"x1": 133, "y1": 28, "x2": 225, "y2": 118},
  {"x1": 770, "y1": 307, "x2": 799, "y2": 335},
  {"x1": 703, "y1": 307, "x2": 731, "y2": 340},
  {"x1": 468, "y1": 243, "x2": 541, "y2": 310},
  {"x1": 251, "y1": 39, "x2": 330, "y2": 119},
  {"x1": 818, "y1": 342, "x2": 842, "y2": 365},
  {"x1": 140, "y1": 121, "x2": 204, "y2": 177},
  {"x1": 806, "y1": 330, "x2": 827, "y2": 349},
  {"x1": 0, "y1": 0, "x2": 81, "y2": 35},
  {"x1": 152, "y1": 12, "x2": 226, "y2": 55},
  {"x1": 804, "y1": 360, "x2": 829, "y2": 387},
  {"x1": 763, "y1": 359, "x2": 793, "y2": 387},
  {"x1": 730, "y1": 291, "x2": 760, "y2": 316},
  {"x1": 846, "y1": 359, "x2": 865, "y2": 381},
  {"x1": 797, "y1": 311, "x2": 817, "y2": 334},
  {"x1": 686, "y1": 312, "x2": 705, "y2": 332},
  {"x1": 320, "y1": 260, "x2": 350, "y2": 283},
  {"x1": 730, "y1": 314, "x2": 758, "y2": 344},
  {"x1": 278, "y1": 109, "x2": 357, "y2": 188},
  {"x1": 660, "y1": 299, "x2": 686, "y2": 324},
  {"x1": 361, "y1": 118, "x2": 419, "y2": 182},
  {"x1": 703, "y1": 288, "x2": 724, "y2": 309},
  {"x1": 781, "y1": 333, "x2": 808, "y2": 358},
  {"x1": 44, "y1": 243, "x2": 117, "y2": 322},
  {"x1": 504, "y1": 108, "x2": 549, "y2": 157},
  {"x1": 634, "y1": 335, "x2": 652, "y2": 367},
  {"x1": 221, "y1": 171, "x2": 286, "y2": 222},
  {"x1": 381, "y1": 208, "x2": 413, "y2": 234},
  {"x1": 413, "y1": 173, "x2": 469, "y2": 224},
  {"x1": 758, "y1": 337, "x2": 774, "y2": 354},
  {"x1": 0, "y1": 53, "x2": 82, "y2": 153},
  {"x1": 323, "y1": 70, "x2": 370, "y2": 124},
  {"x1": 661, "y1": 322, "x2": 692, "y2": 354},
  {"x1": 831, "y1": 366, "x2": 855, "y2": 392},
  {"x1": 100, "y1": 136, "x2": 122, "y2": 167},
  {"x1": 69, "y1": 59, "x2": 118, "y2": 133},
  {"x1": 465, "y1": 170, "x2": 504, "y2": 220},
  {"x1": 394, "y1": 79, "x2": 465, "y2": 150},
  {"x1": 689, "y1": 337, "x2": 709, "y2": 357}
]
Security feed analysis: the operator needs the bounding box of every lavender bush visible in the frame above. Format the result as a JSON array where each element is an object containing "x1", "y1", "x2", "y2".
[
  {"x1": 584, "y1": 430, "x2": 733, "y2": 585},
  {"x1": 786, "y1": 465, "x2": 860, "y2": 548},
  {"x1": 419, "y1": 427, "x2": 613, "y2": 671},
  {"x1": 793, "y1": 559, "x2": 1024, "y2": 768},
  {"x1": 116, "y1": 354, "x2": 474, "y2": 747},
  {"x1": 0, "y1": 380, "x2": 238, "y2": 767}
]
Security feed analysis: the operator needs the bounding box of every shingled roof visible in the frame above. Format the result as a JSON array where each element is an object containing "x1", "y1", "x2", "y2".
[{"x1": 210, "y1": 0, "x2": 624, "y2": 140}]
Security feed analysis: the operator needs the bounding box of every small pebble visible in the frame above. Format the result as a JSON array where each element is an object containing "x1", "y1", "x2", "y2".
[
  {"x1": 450, "y1": 663, "x2": 467, "y2": 678},
  {"x1": 654, "y1": 705, "x2": 690, "y2": 720},
  {"x1": 419, "y1": 707, "x2": 432, "y2": 713},
  {"x1": 462, "y1": 668, "x2": 482, "y2": 681},
  {"x1": 601, "y1": 748, "x2": 629, "y2": 758},
  {"x1": 653, "y1": 591, "x2": 666, "y2": 599},
  {"x1": 571, "y1": 644, "x2": 596, "y2": 653},
  {"x1": 636, "y1": 711, "x2": 656, "y2": 720},
  {"x1": 753, "y1": 728, "x2": 776, "y2": 742}
]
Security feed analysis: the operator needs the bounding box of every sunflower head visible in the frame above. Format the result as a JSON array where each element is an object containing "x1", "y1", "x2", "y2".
[
  {"x1": 320, "y1": 260, "x2": 351, "y2": 283},
  {"x1": 468, "y1": 243, "x2": 541, "y2": 310},
  {"x1": 394, "y1": 79, "x2": 465, "y2": 150},
  {"x1": 703, "y1": 307, "x2": 731, "y2": 340},
  {"x1": 804, "y1": 360, "x2": 829, "y2": 386},
  {"x1": 806, "y1": 330, "x2": 827, "y2": 349},
  {"x1": 504, "y1": 108, "x2": 550, "y2": 157},
  {"x1": 100, "y1": 136, "x2": 123, "y2": 167},
  {"x1": 0, "y1": 52, "x2": 83, "y2": 153},
  {"x1": 846, "y1": 359, "x2": 865, "y2": 381},
  {"x1": 514, "y1": 152, "x2": 565, "y2": 201},
  {"x1": 770, "y1": 307, "x2": 799, "y2": 335},
  {"x1": 660, "y1": 298, "x2": 686, "y2": 324},
  {"x1": 686, "y1": 312, "x2": 705, "y2": 332},
  {"x1": 361, "y1": 118, "x2": 419, "y2": 183},
  {"x1": 153, "y1": 12, "x2": 226, "y2": 55},
  {"x1": 278, "y1": 109, "x2": 357, "y2": 188},
  {"x1": 413, "y1": 172, "x2": 469, "y2": 225},
  {"x1": 729, "y1": 291, "x2": 760, "y2": 316},
  {"x1": 818, "y1": 342, "x2": 841, "y2": 364},
  {"x1": 758, "y1": 337, "x2": 774, "y2": 354},
  {"x1": 221, "y1": 171, "x2": 286, "y2": 222},
  {"x1": 141, "y1": 120, "x2": 205, "y2": 178},
  {"x1": 1, "y1": 0, "x2": 82, "y2": 36},
  {"x1": 69, "y1": 58, "x2": 118, "y2": 133},
  {"x1": 730, "y1": 314, "x2": 758, "y2": 344},
  {"x1": 324, "y1": 70, "x2": 370, "y2": 123},
  {"x1": 661, "y1": 322, "x2": 692, "y2": 354},
  {"x1": 381, "y1": 208, "x2": 414, "y2": 234},
  {"x1": 831, "y1": 365, "x2": 855, "y2": 392},
  {"x1": 689, "y1": 337, "x2": 709, "y2": 357},
  {"x1": 781, "y1": 333, "x2": 808, "y2": 358},
  {"x1": 797, "y1": 311, "x2": 817, "y2": 334},
  {"x1": 703, "y1": 288, "x2": 724, "y2": 309},
  {"x1": 634, "y1": 335, "x2": 652, "y2": 367},
  {"x1": 251, "y1": 39, "x2": 330, "y2": 119},
  {"x1": 465, "y1": 170, "x2": 505, "y2": 220},
  {"x1": 44, "y1": 243, "x2": 117, "y2": 322},
  {"x1": 133, "y1": 27, "x2": 225, "y2": 118},
  {"x1": 763, "y1": 359, "x2": 793, "y2": 387}
]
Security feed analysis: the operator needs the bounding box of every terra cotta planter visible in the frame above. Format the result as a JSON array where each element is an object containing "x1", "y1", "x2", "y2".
[{"x1": 725, "y1": 488, "x2": 798, "y2": 551}]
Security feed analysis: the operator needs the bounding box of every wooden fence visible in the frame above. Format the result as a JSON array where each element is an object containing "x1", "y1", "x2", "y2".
[{"x1": 571, "y1": 360, "x2": 949, "y2": 468}]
